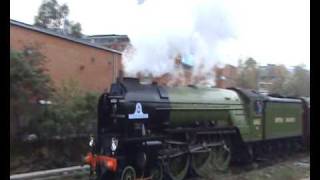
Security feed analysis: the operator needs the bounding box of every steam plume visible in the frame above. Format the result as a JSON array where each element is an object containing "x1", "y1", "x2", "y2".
[
  {"x1": 118, "y1": 0, "x2": 309, "y2": 81},
  {"x1": 123, "y1": 0, "x2": 235, "y2": 80}
]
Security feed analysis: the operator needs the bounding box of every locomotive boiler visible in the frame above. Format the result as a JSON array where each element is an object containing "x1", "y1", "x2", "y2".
[{"x1": 85, "y1": 77, "x2": 309, "y2": 180}]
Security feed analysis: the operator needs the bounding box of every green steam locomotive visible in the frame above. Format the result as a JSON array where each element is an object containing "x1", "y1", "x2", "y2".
[{"x1": 84, "y1": 77, "x2": 309, "y2": 180}]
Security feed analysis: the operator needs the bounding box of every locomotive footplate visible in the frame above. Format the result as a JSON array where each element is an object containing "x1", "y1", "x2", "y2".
[
  {"x1": 164, "y1": 127, "x2": 237, "y2": 134},
  {"x1": 122, "y1": 136, "x2": 165, "y2": 143}
]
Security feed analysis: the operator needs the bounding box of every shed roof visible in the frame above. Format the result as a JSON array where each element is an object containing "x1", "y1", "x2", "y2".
[
  {"x1": 86, "y1": 34, "x2": 129, "y2": 38},
  {"x1": 10, "y1": 19, "x2": 122, "y2": 55}
]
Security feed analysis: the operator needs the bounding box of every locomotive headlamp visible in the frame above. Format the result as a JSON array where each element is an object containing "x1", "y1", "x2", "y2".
[
  {"x1": 89, "y1": 136, "x2": 95, "y2": 147},
  {"x1": 111, "y1": 137, "x2": 118, "y2": 152}
]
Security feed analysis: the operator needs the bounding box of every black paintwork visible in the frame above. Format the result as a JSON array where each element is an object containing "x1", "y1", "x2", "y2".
[
  {"x1": 115, "y1": 78, "x2": 171, "y2": 130},
  {"x1": 97, "y1": 78, "x2": 171, "y2": 143}
]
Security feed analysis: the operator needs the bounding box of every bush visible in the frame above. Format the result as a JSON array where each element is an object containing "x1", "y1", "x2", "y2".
[
  {"x1": 11, "y1": 48, "x2": 100, "y2": 173},
  {"x1": 10, "y1": 47, "x2": 53, "y2": 139},
  {"x1": 29, "y1": 80, "x2": 100, "y2": 139}
]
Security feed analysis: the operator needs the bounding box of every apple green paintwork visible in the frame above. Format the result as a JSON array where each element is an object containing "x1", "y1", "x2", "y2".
[
  {"x1": 166, "y1": 87, "x2": 251, "y2": 138},
  {"x1": 264, "y1": 102, "x2": 303, "y2": 139},
  {"x1": 164, "y1": 86, "x2": 304, "y2": 142}
]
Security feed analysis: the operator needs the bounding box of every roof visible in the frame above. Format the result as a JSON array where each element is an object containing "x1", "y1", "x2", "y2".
[
  {"x1": 87, "y1": 34, "x2": 128, "y2": 38},
  {"x1": 229, "y1": 87, "x2": 302, "y2": 103},
  {"x1": 267, "y1": 97, "x2": 302, "y2": 103},
  {"x1": 300, "y1": 97, "x2": 310, "y2": 107},
  {"x1": 10, "y1": 19, "x2": 122, "y2": 55},
  {"x1": 167, "y1": 86, "x2": 242, "y2": 105},
  {"x1": 229, "y1": 87, "x2": 267, "y2": 101}
]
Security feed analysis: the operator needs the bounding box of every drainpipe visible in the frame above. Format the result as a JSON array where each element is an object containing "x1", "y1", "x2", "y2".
[{"x1": 112, "y1": 54, "x2": 116, "y2": 83}]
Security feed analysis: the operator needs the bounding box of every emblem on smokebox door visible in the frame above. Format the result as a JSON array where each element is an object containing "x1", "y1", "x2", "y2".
[{"x1": 128, "y1": 103, "x2": 149, "y2": 119}]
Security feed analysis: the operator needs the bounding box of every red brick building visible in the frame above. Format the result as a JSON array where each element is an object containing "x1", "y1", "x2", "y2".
[
  {"x1": 10, "y1": 20, "x2": 122, "y2": 93},
  {"x1": 215, "y1": 65, "x2": 238, "y2": 88},
  {"x1": 150, "y1": 59, "x2": 238, "y2": 88}
]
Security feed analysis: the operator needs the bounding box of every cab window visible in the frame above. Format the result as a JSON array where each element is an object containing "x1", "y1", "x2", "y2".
[{"x1": 254, "y1": 100, "x2": 264, "y2": 115}]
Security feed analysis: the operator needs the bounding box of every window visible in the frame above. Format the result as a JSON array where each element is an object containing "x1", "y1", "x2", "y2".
[{"x1": 254, "y1": 100, "x2": 264, "y2": 115}]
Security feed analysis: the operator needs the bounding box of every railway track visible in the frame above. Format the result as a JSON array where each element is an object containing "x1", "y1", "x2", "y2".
[
  {"x1": 200, "y1": 152, "x2": 310, "y2": 180},
  {"x1": 10, "y1": 152, "x2": 309, "y2": 180}
]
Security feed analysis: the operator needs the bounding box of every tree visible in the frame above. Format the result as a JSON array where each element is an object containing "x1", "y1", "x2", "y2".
[
  {"x1": 269, "y1": 65, "x2": 290, "y2": 94},
  {"x1": 69, "y1": 22, "x2": 82, "y2": 38},
  {"x1": 236, "y1": 57, "x2": 259, "y2": 90},
  {"x1": 10, "y1": 47, "x2": 53, "y2": 138},
  {"x1": 10, "y1": 48, "x2": 99, "y2": 139},
  {"x1": 34, "y1": 0, "x2": 82, "y2": 38},
  {"x1": 244, "y1": 57, "x2": 257, "y2": 69},
  {"x1": 282, "y1": 65, "x2": 310, "y2": 97}
]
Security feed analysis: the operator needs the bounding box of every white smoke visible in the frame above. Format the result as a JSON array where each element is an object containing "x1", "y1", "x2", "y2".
[
  {"x1": 10, "y1": 0, "x2": 310, "y2": 70},
  {"x1": 122, "y1": 0, "x2": 236, "y2": 77},
  {"x1": 118, "y1": 0, "x2": 309, "y2": 78}
]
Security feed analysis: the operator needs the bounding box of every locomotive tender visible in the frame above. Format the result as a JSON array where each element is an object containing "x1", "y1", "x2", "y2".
[{"x1": 85, "y1": 77, "x2": 309, "y2": 180}]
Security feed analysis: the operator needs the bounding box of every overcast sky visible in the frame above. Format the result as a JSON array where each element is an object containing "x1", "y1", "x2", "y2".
[{"x1": 10, "y1": 0, "x2": 310, "y2": 69}]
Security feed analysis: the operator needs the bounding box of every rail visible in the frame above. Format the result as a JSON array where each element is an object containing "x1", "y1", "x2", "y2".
[{"x1": 10, "y1": 165, "x2": 90, "y2": 180}]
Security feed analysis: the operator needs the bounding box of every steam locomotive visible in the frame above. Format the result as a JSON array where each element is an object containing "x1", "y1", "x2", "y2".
[{"x1": 85, "y1": 77, "x2": 310, "y2": 180}]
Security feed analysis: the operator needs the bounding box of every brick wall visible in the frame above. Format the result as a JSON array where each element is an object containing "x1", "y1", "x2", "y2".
[
  {"x1": 10, "y1": 25, "x2": 122, "y2": 93},
  {"x1": 215, "y1": 65, "x2": 238, "y2": 88}
]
